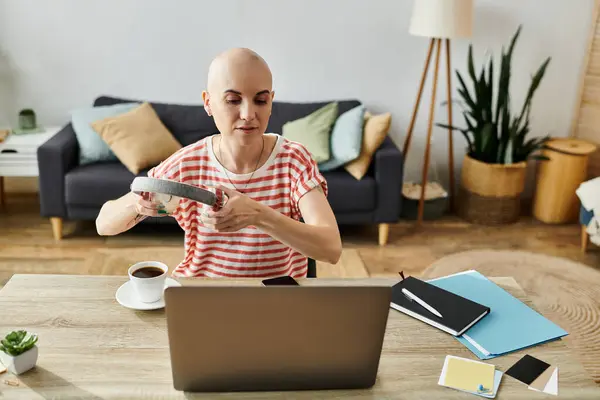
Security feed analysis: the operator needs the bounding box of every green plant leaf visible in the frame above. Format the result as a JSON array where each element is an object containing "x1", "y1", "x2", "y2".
[
  {"x1": 465, "y1": 112, "x2": 480, "y2": 130},
  {"x1": 457, "y1": 87, "x2": 477, "y2": 114},
  {"x1": 517, "y1": 57, "x2": 551, "y2": 129},
  {"x1": 456, "y1": 72, "x2": 479, "y2": 118},
  {"x1": 478, "y1": 68, "x2": 488, "y2": 121},
  {"x1": 487, "y1": 55, "x2": 494, "y2": 124},
  {"x1": 480, "y1": 123, "x2": 494, "y2": 156},
  {"x1": 508, "y1": 25, "x2": 522, "y2": 54},
  {"x1": 499, "y1": 94, "x2": 511, "y2": 162},
  {"x1": 516, "y1": 125, "x2": 530, "y2": 147},
  {"x1": 464, "y1": 112, "x2": 476, "y2": 132},
  {"x1": 495, "y1": 51, "x2": 507, "y2": 126},
  {"x1": 515, "y1": 135, "x2": 550, "y2": 162},
  {"x1": 1, "y1": 330, "x2": 38, "y2": 356},
  {"x1": 457, "y1": 70, "x2": 480, "y2": 119},
  {"x1": 435, "y1": 123, "x2": 464, "y2": 131},
  {"x1": 466, "y1": 47, "x2": 486, "y2": 123},
  {"x1": 495, "y1": 26, "x2": 521, "y2": 130},
  {"x1": 468, "y1": 45, "x2": 477, "y2": 86},
  {"x1": 504, "y1": 138, "x2": 514, "y2": 164},
  {"x1": 436, "y1": 122, "x2": 474, "y2": 152}
]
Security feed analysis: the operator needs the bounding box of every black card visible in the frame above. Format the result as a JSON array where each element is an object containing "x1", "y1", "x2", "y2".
[{"x1": 505, "y1": 354, "x2": 550, "y2": 385}]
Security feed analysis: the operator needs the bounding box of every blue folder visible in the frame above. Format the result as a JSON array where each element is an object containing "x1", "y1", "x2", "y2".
[{"x1": 427, "y1": 270, "x2": 568, "y2": 359}]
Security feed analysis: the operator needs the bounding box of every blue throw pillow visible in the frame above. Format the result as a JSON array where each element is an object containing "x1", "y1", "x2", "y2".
[
  {"x1": 71, "y1": 102, "x2": 141, "y2": 165},
  {"x1": 318, "y1": 105, "x2": 365, "y2": 171}
]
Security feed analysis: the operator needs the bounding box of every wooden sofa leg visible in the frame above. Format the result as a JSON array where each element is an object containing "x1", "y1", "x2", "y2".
[
  {"x1": 0, "y1": 176, "x2": 5, "y2": 211},
  {"x1": 50, "y1": 217, "x2": 63, "y2": 240},
  {"x1": 378, "y1": 223, "x2": 390, "y2": 246},
  {"x1": 581, "y1": 224, "x2": 589, "y2": 254}
]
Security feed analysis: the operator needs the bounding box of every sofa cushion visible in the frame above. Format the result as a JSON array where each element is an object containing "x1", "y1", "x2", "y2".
[
  {"x1": 93, "y1": 96, "x2": 217, "y2": 146},
  {"x1": 66, "y1": 163, "x2": 148, "y2": 207},
  {"x1": 71, "y1": 102, "x2": 141, "y2": 165},
  {"x1": 91, "y1": 102, "x2": 183, "y2": 174},
  {"x1": 344, "y1": 111, "x2": 391, "y2": 180},
  {"x1": 323, "y1": 169, "x2": 376, "y2": 213},
  {"x1": 318, "y1": 104, "x2": 365, "y2": 171},
  {"x1": 268, "y1": 99, "x2": 362, "y2": 134},
  {"x1": 282, "y1": 102, "x2": 338, "y2": 163}
]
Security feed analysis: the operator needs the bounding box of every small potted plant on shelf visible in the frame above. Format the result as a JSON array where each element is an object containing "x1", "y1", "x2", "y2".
[
  {"x1": 0, "y1": 330, "x2": 39, "y2": 375},
  {"x1": 438, "y1": 25, "x2": 551, "y2": 224},
  {"x1": 18, "y1": 108, "x2": 37, "y2": 130}
]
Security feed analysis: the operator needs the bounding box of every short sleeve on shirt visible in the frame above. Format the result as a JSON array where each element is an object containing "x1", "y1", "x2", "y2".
[
  {"x1": 147, "y1": 159, "x2": 179, "y2": 181},
  {"x1": 291, "y1": 146, "x2": 328, "y2": 219}
]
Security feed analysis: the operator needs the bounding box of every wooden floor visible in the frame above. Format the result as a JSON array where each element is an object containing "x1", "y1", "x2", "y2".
[{"x1": 1, "y1": 194, "x2": 599, "y2": 287}]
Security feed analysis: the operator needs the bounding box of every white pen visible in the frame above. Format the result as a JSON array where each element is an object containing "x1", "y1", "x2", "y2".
[{"x1": 402, "y1": 288, "x2": 443, "y2": 318}]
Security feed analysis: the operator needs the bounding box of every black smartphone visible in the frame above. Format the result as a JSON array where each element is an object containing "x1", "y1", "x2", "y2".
[{"x1": 261, "y1": 276, "x2": 299, "y2": 286}]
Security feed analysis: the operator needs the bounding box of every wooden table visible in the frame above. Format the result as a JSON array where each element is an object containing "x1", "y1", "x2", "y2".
[{"x1": 0, "y1": 274, "x2": 598, "y2": 399}]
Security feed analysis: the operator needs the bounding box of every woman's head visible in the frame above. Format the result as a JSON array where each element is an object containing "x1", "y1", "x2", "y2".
[{"x1": 202, "y1": 48, "x2": 274, "y2": 140}]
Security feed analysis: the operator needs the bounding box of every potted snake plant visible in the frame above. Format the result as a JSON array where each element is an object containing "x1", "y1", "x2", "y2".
[
  {"x1": 0, "y1": 330, "x2": 39, "y2": 375},
  {"x1": 438, "y1": 25, "x2": 551, "y2": 224}
]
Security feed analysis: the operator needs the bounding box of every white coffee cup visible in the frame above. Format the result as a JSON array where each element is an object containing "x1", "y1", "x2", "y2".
[{"x1": 128, "y1": 261, "x2": 168, "y2": 303}]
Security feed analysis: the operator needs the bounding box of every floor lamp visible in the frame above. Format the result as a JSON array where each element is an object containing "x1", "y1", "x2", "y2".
[{"x1": 402, "y1": 0, "x2": 473, "y2": 225}]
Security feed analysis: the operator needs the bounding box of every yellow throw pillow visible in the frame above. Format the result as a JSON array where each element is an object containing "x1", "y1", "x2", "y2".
[
  {"x1": 344, "y1": 111, "x2": 391, "y2": 180},
  {"x1": 92, "y1": 102, "x2": 182, "y2": 174}
]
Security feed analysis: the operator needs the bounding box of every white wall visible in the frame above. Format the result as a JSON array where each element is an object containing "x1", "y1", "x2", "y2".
[{"x1": 0, "y1": 0, "x2": 594, "y2": 194}]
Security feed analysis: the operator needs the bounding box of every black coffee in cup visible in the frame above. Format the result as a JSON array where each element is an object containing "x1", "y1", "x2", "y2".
[{"x1": 132, "y1": 266, "x2": 164, "y2": 278}]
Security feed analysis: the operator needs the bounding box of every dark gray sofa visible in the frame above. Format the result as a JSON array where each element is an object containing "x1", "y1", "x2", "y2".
[{"x1": 38, "y1": 96, "x2": 404, "y2": 244}]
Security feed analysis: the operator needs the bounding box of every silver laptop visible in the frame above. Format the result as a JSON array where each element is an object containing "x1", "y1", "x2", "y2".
[{"x1": 164, "y1": 284, "x2": 392, "y2": 392}]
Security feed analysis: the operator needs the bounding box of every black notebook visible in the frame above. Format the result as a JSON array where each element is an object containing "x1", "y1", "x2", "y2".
[{"x1": 390, "y1": 275, "x2": 490, "y2": 336}]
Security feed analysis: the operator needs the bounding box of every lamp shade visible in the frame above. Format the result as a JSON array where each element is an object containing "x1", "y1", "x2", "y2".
[{"x1": 409, "y1": 0, "x2": 473, "y2": 39}]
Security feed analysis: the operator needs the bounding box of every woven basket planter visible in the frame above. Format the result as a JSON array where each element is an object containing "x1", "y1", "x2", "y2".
[{"x1": 457, "y1": 155, "x2": 527, "y2": 225}]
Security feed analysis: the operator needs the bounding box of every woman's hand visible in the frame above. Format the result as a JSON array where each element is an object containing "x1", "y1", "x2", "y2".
[
  {"x1": 201, "y1": 185, "x2": 263, "y2": 232},
  {"x1": 97, "y1": 191, "x2": 175, "y2": 236},
  {"x1": 133, "y1": 192, "x2": 174, "y2": 218}
]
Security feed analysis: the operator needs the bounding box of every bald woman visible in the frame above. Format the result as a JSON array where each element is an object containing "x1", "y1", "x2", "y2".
[{"x1": 96, "y1": 48, "x2": 342, "y2": 278}]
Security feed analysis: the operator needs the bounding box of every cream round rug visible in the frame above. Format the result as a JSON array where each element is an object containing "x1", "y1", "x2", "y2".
[{"x1": 422, "y1": 250, "x2": 600, "y2": 385}]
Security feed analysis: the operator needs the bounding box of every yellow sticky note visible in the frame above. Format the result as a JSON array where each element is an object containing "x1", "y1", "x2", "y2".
[{"x1": 443, "y1": 356, "x2": 495, "y2": 393}]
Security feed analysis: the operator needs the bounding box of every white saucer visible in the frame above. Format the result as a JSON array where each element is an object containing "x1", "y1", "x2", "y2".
[{"x1": 115, "y1": 277, "x2": 181, "y2": 311}]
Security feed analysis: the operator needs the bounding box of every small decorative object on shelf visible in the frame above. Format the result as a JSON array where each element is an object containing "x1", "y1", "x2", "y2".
[
  {"x1": 18, "y1": 109, "x2": 36, "y2": 130},
  {"x1": 13, "y1": 109, "x2": 43, "y2": 135},
  {"x1": 0, "y1": 330, "x2": 39, "y2": 375}
]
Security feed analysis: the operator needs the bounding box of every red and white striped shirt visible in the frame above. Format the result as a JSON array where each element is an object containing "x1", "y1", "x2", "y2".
[{"x1": 147, "y1": 133, "x2": 328, "y2": 278}]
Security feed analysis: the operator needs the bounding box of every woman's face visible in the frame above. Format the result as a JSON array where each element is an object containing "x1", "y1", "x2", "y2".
[{"x1": 203, "y1": 60, "x2": 274, "y2": 140}]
